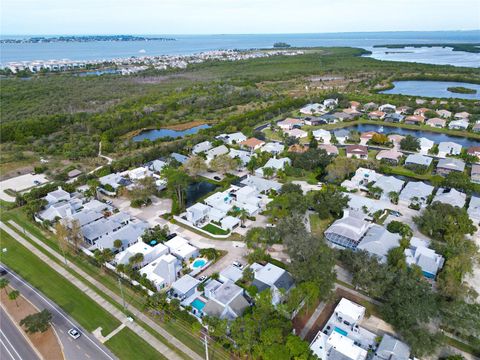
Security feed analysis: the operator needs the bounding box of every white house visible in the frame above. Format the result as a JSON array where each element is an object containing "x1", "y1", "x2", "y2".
[
  {"x1": 228, "y1": 149, "x2": 251, "y2": 166},
  {"x1": 468, "y1": 196, "x2": 480, "y2": 225},
  {"x1": 438, "y1": 141, "x2": 462, "y2": 158},
  {"x1": 300, "y1": 103, "x2": 324, "y2": 115},
  {"x1": 205, "y1": 145, "x2": 229, "y2": 163},
  {"x1": 164, "y1": 236, "x2": 199, "y2": 260},
  {"x1": 261, "y1": 142, "x2": 284, "y2": 155},
  {"x1": 255, "y1": 157, "x2": 291, "y2": 177},
  {"x1": 114, "y1": 241, "x2": 169, "y2": 267},
  {"x1": 448, "y1": 119, "x2": 469, "y2": 130},
  {"x1": 277, "y1": 118, "x2": 304, "y2": 130},
  {"x1": 186, "y1": 203, "x2": 210, "y2": 226},
  {"x1": 128, "y1": 167, "x2": 150, "y2": 180},
  {"x1": 151, "y1": 159, "x2": 168, "y2": 173},
  {"x1": 45, "y1": 187, "x2": 70, "y2": 204},
  {"x1": 419, "y1": 137, "x2": 434, "y2": 154},
  {"x1": 217, "y1": 132, "x2": 247, "y2": 145},
  {"x1": 251, "y1": 262, "x2": 295, "y2": 305},
  {"x1": 399, "y1": 181, "x2": 434, "y2": 208},
  {"x1": 284, "y1": 128, "x2": 307, "y2": 139},
  {"x1": 139, "y1": 254, "x2": 181, "y2": 290},
  {"x1": 192, "y1": 141, "x2": 212, "y2": 155},
  {"x1": 202, "y1": 281, "x2": 250, "y2": 320},
  {"x1": 312, "y1": 129, "x2": 332, "y2": 144},
  {"x1": 405, "y1": 237, "x2": 444, "y2": 279}
]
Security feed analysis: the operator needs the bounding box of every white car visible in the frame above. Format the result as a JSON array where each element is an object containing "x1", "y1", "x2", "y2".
[{"x1": 68, "y1": 328, "x2": 81, "y2": 340}]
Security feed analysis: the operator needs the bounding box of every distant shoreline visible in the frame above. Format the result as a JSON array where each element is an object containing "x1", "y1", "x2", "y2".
[
  {"x1": 373, "y1": 42, "x2": 480, "y2": 53},
  {"x1": 0, "y1": 35, "x2": 176, "y2": 44}
]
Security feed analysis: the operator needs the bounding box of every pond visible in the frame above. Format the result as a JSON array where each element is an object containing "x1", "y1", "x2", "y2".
[
  {"x1": 380, "y1": 80, "x2": 480, "y2": 100},
  {"x1": 133, "y1": 124, "x2": 211, "y2": 142},
  {"x1": 186, "y1": 181, "x2": 218, "y2": 206},
  {"x1": 339, "y1": 124, "x2": 480, "y2": 148}
]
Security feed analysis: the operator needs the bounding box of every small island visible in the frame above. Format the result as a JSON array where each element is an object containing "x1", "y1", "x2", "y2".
[
  {"x1": 0, "y1": 35, "x2": 176, "y2": 44},
  {"x1": 447, "y1": 86, "x2": 477, "y2": 94},
  {"x1": 273, "y1": 42, "x2": 291, "y2": 48}
]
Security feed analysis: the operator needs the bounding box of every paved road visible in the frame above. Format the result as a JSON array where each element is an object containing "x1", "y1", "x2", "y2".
[
  {"x1": 0, "y1": 307, "x2": 40, "y2": 360},
  {"x1": 1, "y1": 266, "x2": 117, "y2": 360}
]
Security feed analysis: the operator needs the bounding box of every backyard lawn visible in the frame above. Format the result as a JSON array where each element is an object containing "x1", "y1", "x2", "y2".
[
  {"x1": 105, "y1": 328, "x2": 168, "y2": 360},
  {"x1": 202, "y1": 223, "x2": 230, "y2": 235},
  {"x1": 309, "y1": 213, "x2": 333, "y2": 237}
]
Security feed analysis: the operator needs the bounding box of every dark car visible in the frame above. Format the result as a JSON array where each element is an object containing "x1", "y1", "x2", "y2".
[
  {"x1": 213, "y1": 176, "x2": 221, "y2": 181},
  {"x1": 165, "y1": 233, "x2": 177, "y2": 240},
  {"x1": 0, "y1": 267, "x2": 7, "y2": 276}
]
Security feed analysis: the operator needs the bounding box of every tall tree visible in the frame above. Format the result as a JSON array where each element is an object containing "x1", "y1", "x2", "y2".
[
  {"x1": 183, "y1": 156, "x2": 207, "y2": 178},
  {"x1": 210, "y1": 154, "x2": 239, "y2": 174},
  {"x1": 310, "y1": 184, "x2": 349, "y2": 219},
  {"x1": 55, "y1": 222, "x2": 69, "y2": 264},
  {"x1": 0, "y1": 278, "x2": 9, "y2": 295},
  {"x1": 20, "y1": 310, "x2": 52, "y2": 334},
  {"x1": 8, "y1": 289, "x2": 20, "y2": 307},
  {"x1": 162, "y1": 167, "x2": 191, "y2": 213},
  {"x1": 69, "y1": 219, "x2": 84, "y2": 253}
]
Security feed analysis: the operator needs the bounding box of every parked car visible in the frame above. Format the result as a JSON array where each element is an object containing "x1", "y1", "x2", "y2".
[
  {"x1": 0, "y1": 267, "x2": 7, "y2": 276},
  {"x1": 233, "y1": 261, "x2": 244, "y2": 269},
  {"x1": 68, "y1": 328, "x2": 81, "y2": 340},
  {"x1": 33, "y1": 180, "x2": 41, "y2": 185},
  {"x1": 198, "y1": 275, "x2": 207, "y2": 282},
  {"x1": 213, "y1": 176, "x2": 221, "y2": 181},
  {"x1": 166, "y1": 233, "x2": 177, "y2": 240}
]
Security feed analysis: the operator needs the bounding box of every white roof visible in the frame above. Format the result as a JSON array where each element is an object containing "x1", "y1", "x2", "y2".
[
  {"x1": 187, "y1": 202, "x2": 210, "y2": 213},
  {"x1": 468, "y1": 196, "x2": 480, "y2": 223},
  {"x1": 263, "y1": 157, "x2": 291, "y2": 170},
  {"x1": 433, "y1": 188, "x2": 466, "y2": 208},
  {"x1": 399, "y1": 181, "x2": 434, "y2": 203},
  {"x1": 240, "y1": 176, "x2": 282, "y2": 193},
  {"x1": 357, "y1": 225, "x2": 401, "y2": 262},
  {"x1": 206, "y1": 145, "x2": 229, "y2": 158},
  {"x1": 174, "y1": 243, "x2": 198, "y2": 259},
  {"x1": 164, "y1": 236, "x2": 189, "y2": 251},
  {"x1": 405, "y1": 154, "x2": 433, "y2": 167},
  {"x1": 192, "y1": 141, "x2": 212, "y2": 154},
  {"x1": 419, "y1": 137, "x2": 434, "y2": 148},
  {"x1": 336, "y1": 298, "x2": 365, "y2": 322},
  {"x1": 219, "y1": 265, "x2": 244, "y2": 282},
  {"x1": 328, "y1": 331, "x2": 368, "y2": 360},
  {"x1": 261, "y1": 142, "x2": 284, "y2": 153},
  {"x1": 253, "y1": 263, "x2": 285, "y2": 286},
  {"x1": 221, "y1": 216, "x2": 240, "y2": 229},
  {"x1": 172, "y1": 274, "x2": 200, "y2": 294},
  {"x1": 312, "y1": 129, "x2": 331, "y2": 138},
  {"x1": 438, "y1": 141, "x2": 462, "y2": 154}
]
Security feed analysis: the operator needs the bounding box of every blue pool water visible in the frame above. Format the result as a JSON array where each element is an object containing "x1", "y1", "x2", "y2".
[
  {"x1": 191, "y1": 298, "x2": 206, "y2": 312},
  {"x1": 192, "y1": 259, "x2": 206, "y2": 269},
  {"x1": 334, "y1": 327, "x2": 348, "y2": 336}
]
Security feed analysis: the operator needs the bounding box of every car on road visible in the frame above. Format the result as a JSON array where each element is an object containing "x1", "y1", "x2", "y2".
[
  {"x1": 33, "y1": 180, "x2": 41, "y2": 185},
  {"x1": 0, "y1": 267, "x2": 7, "y2": 276},
  {"x1": 198, "y1": 275, "x2": 207, "y2": 282},
  {"x1": 68, "y1": 328, "x2": 81, "y2": 340},
  {"x1": 233, "y1": 261, "x2": 244, "y2": 269}
]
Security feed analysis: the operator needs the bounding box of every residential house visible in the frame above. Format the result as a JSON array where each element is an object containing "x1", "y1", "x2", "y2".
[
  {"x1": 363, "y1": 102, "x2": 378, "y2": 111},
  {"x1": 261, "y1": 142, "x2": 284, "y2": 155},
  {"x1": 324, "y1": 212, "x2": 370, "y2": 249},
  {"x1": 426, "y1": 117, "x2": 446, "y2": 128},
  {"x1": 99, "y1": 173, "x2": 128, "y2": 192},
  {"x1": 67, "y1": 169, "x2": 82, "y2": 179},
  {"x1": 379, "y1": 104, "x2": 396, "y2": 113},
  {"x1": 277, "y1": 118, "x2": 304, "y2": 130},
  {"x1": 384, "y1": 113, "x2": 404, "y2": 123},
  {"x1": 347, "y1": 193, "x2": 393, "y2": 218},
  {"x1": 343, "y1": 108, "x2": 362, "y2": 116},
  {"x1": 95, "y1": 221, "x2": 149, "y2": 251},
  {"x1": 436, "y1": 158, "x2": 466, "y2": 176},
  {"x1": 454, "y1": 112, "x2": 470, "y2": 120},
  {"x1": 302, "y1": 116, "x2": 324, "y2": 126},
  {"x1": 467, "y1": 146, "x2": 480, "y2": 159},
  {"x1": 37, "y1": 201, "x2": 76, "y2": 223},
  {"x1": 255, "y1": 157, "x2": 291, "y2": 177},
  {"x1": 139, "y1": 254, "x2": 181, "y2": 290},
  {"x1": 334, "y1": 129, "x2": 350, "y2": 145},
  {"x1": 228, "y1": 148, "x2": 251, "y2": 166},
  {"x1": 414, "y1": 107, "x2": 431, "y2": 117},
  {"x1": 473, "y1": 122, "x2": 480, "y2": 133},
  {"x1": 396, "y1": 106, "x2": 412, "y2": 115},
  {"x1": 360, "y1": 131, "x2": 377, "y2": 145},
  {"x1": 205, "y1": 145, "x2": 229, "y2": 163},
  {"x1": 202, "y1": 281, "x2": 250, "y2": 320},
  {"x1": 405, "y1": 154, "x2": 433, "y2": 169},
  {"x1": 82, "y1": 213, "x2": 131, "y2": 245},
  {"x1": 419, "y1": 137, "x2": 434, "y2": 154},
  {"x1": 404, "y1": 115, "x2": 425, "y2": 125},
  {"x1": 219, "y1": 265, "x2": 244, "y2": 283},
  {"x1": 432, "y1": 188, "x2": 466, "y2": 208},
  {"x1": 114, "y1": 241, "x2": 169, "y2": 267},
  {"x1": 192, "y1": 141, "x2": 212, "y2": 155},
  {"x1": 376, "y1": 149, "x2": 403, "y2": 164},
  {"x1": 438, "y1": 141, "x2": 462, "y2": 158},
  {"x1": 150, "y1": 159, "x2": 168, "y2": 173},
  {"x1": 436, "y1": 109, "x2": 452, "y2": 119},
  {"x1": 300, "y1": 103, "x2": 324, "y2": 115},
  {"x1": 345, "y1": 145, "x2": 368, "y2": 159},
  {"x1": 449, "y1": 119, "x2": 469, "y2": 130},
  {"x1": 170, "y1": 275, "x2": 200, "y2": 301},
  {"x1": 368, "y1": 110, "x2": 385, "y2": 120},
  {"x1": 312, "y1": 129, "x2": 332, "y2": 143},
  {"x1": 128, "y1": 166, "x2": 150, "y2": 180},
  {"x1": 284, "y1": 128, "x2": 308, "y2": 139},
  {"x1": 170, "y1": 153, "x2": 189, "y2": 164},
  {"x1": 164, "y1": 236, "x2": 199, "y2": 261},
  {"x1": 45, "y1": 187, "x2": 70, "y2": 204},
  {"x1": 357, "y1": 225, "x2": 401, "y2": 263},
  {"x1": 323, "y1": 98, "x2": 338, "y2": 109},
  {"x1": 240, "y1": 175, "x2": 282, "y2": 194},
  {"x1": 388, "y1": 134, "x2": 405, "y2": 149},
  {"x1": 332, "y1": 112, "x2": 355, "y2": 122},
  {"x1": 374, "y1": 176, "x2": 405, "y2": 201},
  {"x1": 186, "y1": 203, "x2": 210, "y2": 227},
  {"x1": 404, "y1": 237, "x2": 444, "y2": 279},
  {"x1": 373, "y1": 334, "x2": 410, "y2": 360},
  {"x1": 220, "y1": 216, "x2": 240, "y2": 231},
  {"x1": 318, "y1": 144, "x2": 339, "y2": 155},
  {"x1": 349, "y1": 101, "x2": 361, "y2": 111},
  {"x1": 471, "y1": 164, "x2": 480, "y2": 184},
  {"x1": 217, "y1": 132, "x2": 247, "y2": 145},
  {"x1": 240, "y1": 137, "x2": 265, "y2": 152},
  {"x1": 341, "y1": 168, "x2": 381, "y2": 191},
  {"x1": 251, "y1": 262, "x2": 295, "y2": 305},
  {"x1": 468, "y1": 196, "x2": 480, "y2": 224},
  {"x1": 399, "y1": 181, "x2": 434, "y2": 208}
]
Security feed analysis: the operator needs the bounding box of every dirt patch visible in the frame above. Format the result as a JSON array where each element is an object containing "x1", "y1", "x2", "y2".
[
  {"x1": 1, "y1": 286, "x2": 64, "y2": 360},
  {"x1": 292, "y1": 299, "x2": 321, "y2": 335},
  {"x1": 163, "y1": 120, "x2": 209, "y2": 131}
]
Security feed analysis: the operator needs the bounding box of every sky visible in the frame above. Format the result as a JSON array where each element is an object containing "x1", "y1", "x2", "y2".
[{"x1": 1, "y1": 0, "x2": 480, "y2": 35}]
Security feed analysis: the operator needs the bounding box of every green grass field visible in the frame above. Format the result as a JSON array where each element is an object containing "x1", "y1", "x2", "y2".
[
  {"x1": 0, "y1": 229, "x2": 121, "y2": 334},
  {"x1": 105, "y1": 328, "x2": 168, "y2": 360},
  {"x1": 309, "y1": 213, "x2": 333, "y2": 237},
  {"x1": 202, "y1": 223, "x2": 230, "y2": 235}
]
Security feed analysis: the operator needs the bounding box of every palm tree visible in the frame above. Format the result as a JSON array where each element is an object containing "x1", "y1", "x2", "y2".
[
  {"x1": 8, "y1": 290, "x2": 20, "y2": 307},
  {"x1": 239, "y1": 208, "x2": 249, "y2": 228},
  {"x1": 129, "y1": 253, "x2": 144, "y2": 269},
  {"x1": 388, "y1": 191, "x2": 399, "y2": 205},
  {"x1": 0, "y1": 278, "x2": 9, "y2": 295},
  {"x1": 113, "y1": 239, "x2": 123, "y2": 252}
]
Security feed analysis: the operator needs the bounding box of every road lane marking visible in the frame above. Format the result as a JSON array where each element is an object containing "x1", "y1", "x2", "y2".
[
  {"x1": 76, "y1": 344, "x2": 81, "y2": 350},
  {"x1": 0, "y1": 329, "x2": 22, "y2": 360},
  {"x1": 85, "y1": 352, "x2": 91, "y2": 358},
  {"x1": 59, "y1": 329, "x2": 64, "y2": 333},
  {"x1": 2, "y1": 268, "x2": 115, "y2": 360},
  {"x1": 0, "y1": 337, "x2": 18, "y2": 360}
]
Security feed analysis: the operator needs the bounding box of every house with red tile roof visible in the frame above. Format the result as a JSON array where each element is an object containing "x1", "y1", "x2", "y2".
[
  {"x1": 368, "y1": 111, "x2": 385, "y2": 120},
  {"x1": 404, "y1": 115, "x2": 425, "y2": 125},
  {"x1": 426, "y1": 117, "x2": 446, "y2": 128},
  {"x1": 240, "y1": 138, "x2": 265, "y2": 152},
  {"x1": 346, "y1": 145, "x2": 368, "y2": 159}
]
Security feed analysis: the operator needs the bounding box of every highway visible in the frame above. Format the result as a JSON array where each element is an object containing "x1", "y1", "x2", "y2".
[
  {"x1": 1, "y1": 266, "x2": 117, "y2": 360},
  {"x1": 0, "y1": 307, "x2": 40, "y2": 360}
]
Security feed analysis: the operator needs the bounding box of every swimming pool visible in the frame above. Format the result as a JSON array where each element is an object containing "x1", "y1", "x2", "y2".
[
  {"x1": 334, "y1": 327, "x2": 348, "y2": 336},
  {"x1": 192, "y1": 258, "x2": 207, "y2": 269},
  {"x1": 191, "y1": 298, "x2": 206, "y2": 313}
]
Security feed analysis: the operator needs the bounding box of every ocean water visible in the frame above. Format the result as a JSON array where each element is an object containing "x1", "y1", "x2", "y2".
[
  {"x1": 380, "y1": 81, "x2": 480, "y2": 100},
  {"x1": 1, "y1": 31, "x2": 479, "y2": 66}
]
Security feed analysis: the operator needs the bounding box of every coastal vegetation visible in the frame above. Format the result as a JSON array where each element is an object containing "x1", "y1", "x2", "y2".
[
  {"x1": 373, "y1": 43, "x2": 480, "y2": 53},
  {"x1": 447, "y1": 86, "x2": 477, "y2": 94}
]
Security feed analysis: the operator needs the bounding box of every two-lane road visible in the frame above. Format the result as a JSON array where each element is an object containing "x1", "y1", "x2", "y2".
[
  {"x1": 0, "y1": 307, "x2": 40, "y2": 360},
  {"x1": 1, "y1": 265, "x2": 117, "y2": 360}
]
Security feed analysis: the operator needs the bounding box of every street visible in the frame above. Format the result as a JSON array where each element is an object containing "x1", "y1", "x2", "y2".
[
  {"x1": 0, "y1": 307, "x2": 40, "y2": 360},
  {"x1": 1, "y1": 266, "x2": 117, "y2": 360}
]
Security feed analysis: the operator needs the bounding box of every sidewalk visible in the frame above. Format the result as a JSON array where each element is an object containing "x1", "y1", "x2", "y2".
[{"x1": 2, "y1": 221, "x2": 200, "y2": 360}]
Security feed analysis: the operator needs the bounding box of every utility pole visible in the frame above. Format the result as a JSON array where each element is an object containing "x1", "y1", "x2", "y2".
[
  {"x1": 204, "y1": 334, "x2": 209, "y2": 360},
  {"x1": 118, "y1": 277, "x2": 126, "y2": 311}
]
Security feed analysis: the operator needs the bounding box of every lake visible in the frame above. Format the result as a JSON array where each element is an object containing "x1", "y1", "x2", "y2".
[
  {"x1": 186, "y1": 181, "x2": 218, "y2": 206},
  {"x1": 380, "y1": 81, "x2": 480, "y2": 100},
  {"x1": 133, "y1": 124, "x2": 210, "y2": 142},
  {"x1": 339, "y1": 124, "x2": 480, "y2": 148}
]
